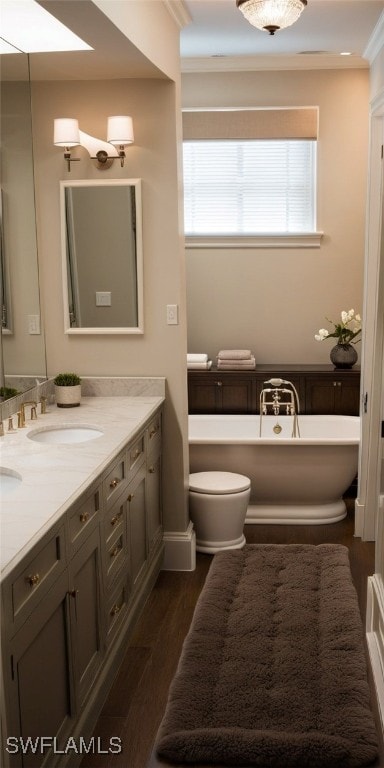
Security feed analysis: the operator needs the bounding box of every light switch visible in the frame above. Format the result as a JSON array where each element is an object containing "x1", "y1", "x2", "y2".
[
  {"x1": 166, "y1": 304, "x2": 178, "y2": 325},
  {"x1": 96, "y1": 291, "x2": 112, "y2": 306},
  {"x1": 27, "y1": 314, "x2": 40, "y2": 334}
]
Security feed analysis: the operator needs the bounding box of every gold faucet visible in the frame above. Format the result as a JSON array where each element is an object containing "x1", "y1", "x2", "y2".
[{"x1": 18, "y1": 401, "x2": 38, "y2": 428}]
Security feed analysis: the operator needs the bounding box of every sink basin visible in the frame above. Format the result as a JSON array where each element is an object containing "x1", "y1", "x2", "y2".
[
  {"x1": 0, "y1": 467, "x2": 22, "y2": 494},
  {"x1": 28, "y1": 425, "x2": 104, "y2": 444}
]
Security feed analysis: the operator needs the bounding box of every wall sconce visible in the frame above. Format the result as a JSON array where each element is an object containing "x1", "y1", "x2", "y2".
[{"x1": 53, "y1": 116, "x2": 134, "y2": 171}]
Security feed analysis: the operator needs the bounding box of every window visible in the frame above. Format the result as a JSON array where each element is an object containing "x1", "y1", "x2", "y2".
[{"x1": 183, "y1": 139, "x2": 316, "y2": 236}]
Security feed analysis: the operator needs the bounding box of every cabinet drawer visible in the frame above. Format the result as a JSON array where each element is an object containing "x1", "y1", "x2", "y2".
[
  {"x1": 106, "y1": 578, "x2": 129, "y2": 646},
  {"x1": 147, "y1": 414, "x2": 162, "y2": 457},
  {"x1": 8, "y1": 524, "x2": 66, "y2": 631},
  {"x1": 105, "y1": 530, "x2": 127, "y2": 586},
  {"x1": 104, "y1": 496, "x2": 125, "y2": 545},
  {"x1": 103, "y1": 452, "x2": 127, "y2": 505},
  {"x1": 127, "y1": 434, "x2": 145, "y2": 477},
  {"x1": 68, "y1": 487, "x2": 100, "y2": 552}
]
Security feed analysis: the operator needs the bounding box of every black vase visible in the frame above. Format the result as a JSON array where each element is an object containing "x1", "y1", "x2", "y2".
[{"x1": 330, "y1": 343, "x2": 358, "y2": 369}]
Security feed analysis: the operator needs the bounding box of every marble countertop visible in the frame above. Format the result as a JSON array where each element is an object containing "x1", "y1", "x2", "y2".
[{"x1": 0, "y1": 395, "x2": 164, "y2": 580}]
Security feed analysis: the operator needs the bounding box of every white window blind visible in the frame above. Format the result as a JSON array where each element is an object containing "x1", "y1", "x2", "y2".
[{"x1": 183, "y1": 139, "x2": 316, "y2": 236}]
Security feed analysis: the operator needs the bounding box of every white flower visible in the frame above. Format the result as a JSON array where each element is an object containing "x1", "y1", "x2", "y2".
[
  {"x1": 341, "y1": 311, "x2": 349, "y2": 323},
  {"x1": 315, "y1": 328, "x2": 329, "y2": 341}
]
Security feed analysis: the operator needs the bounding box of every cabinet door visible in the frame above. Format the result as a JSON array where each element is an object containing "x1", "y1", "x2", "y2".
[
  {"x1": 188, "y1": 375, "x2": 217, "y2": 413},
  {"x1": 127, "y1": 466, "x2": 147, "y2": 589},
  {"x1": 217, "y1": 376, "x2": 254, "y2": 413},
  {"x1": 306, "y1": 375, "x2": 360, "y2": 415},
  {"x1": 69, "y1": 526, "x2": 104, "y2": 709},
  {"x1": 5, "y1": 573, "x2": 74, "y2": 768},
  {"x1": 147, "y1": 454, "x2": 162, "y2": 553}
]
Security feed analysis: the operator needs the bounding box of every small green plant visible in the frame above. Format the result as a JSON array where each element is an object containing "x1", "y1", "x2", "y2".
[
  {"x1": 54, "y1": 373, "x2": 81, "y2": 387},
  {"x1": 0, "y1": 386, "x2": 19, "y2": 401}
]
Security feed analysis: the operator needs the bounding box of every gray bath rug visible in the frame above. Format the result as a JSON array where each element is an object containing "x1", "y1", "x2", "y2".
[{"x1": 155, "y1": 544, "x2": 378, "y2": 767}]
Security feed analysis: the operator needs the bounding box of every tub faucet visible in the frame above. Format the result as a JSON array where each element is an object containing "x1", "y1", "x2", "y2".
[{"x1": 259, "y1": 380, "x2": 300, "y2": 438}]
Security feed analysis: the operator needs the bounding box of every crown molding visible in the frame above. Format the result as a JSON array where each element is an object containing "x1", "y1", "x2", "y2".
[
  {"x1": 163, "y1": 0, "x2": 192, "y2": 29},
  {"x1": 181, "y1": 53, "x2": 369, "y2": 73},
  {"x1": 364, "y1": 10, "x2": 384, "y2": 64}
]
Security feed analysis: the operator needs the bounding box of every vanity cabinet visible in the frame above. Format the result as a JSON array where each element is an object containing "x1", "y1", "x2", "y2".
[
  {"x1": 1, "y1": 407, "x2": 163, "y2": 768},
  {"x1": 188, "y1": 366, "x2": 360, "y2": 416}
]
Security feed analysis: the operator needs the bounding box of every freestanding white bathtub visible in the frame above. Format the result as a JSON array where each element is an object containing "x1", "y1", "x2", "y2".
[{"x1": 189, "y1": 414, "x2": 360, "y2": 524}]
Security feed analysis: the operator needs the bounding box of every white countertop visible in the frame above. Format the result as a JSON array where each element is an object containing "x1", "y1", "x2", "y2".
[{"x1": 0, "y1": 396, "x2": 164, "y2": 580}]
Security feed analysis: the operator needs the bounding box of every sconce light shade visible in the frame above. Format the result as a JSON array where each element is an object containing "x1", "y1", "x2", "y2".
[
  {"x1": 53, "y1": 118, "x2": 80, "y2": 147},
  {"x1": 107, "y1": 116, "x2": 134, "y2": 146}
]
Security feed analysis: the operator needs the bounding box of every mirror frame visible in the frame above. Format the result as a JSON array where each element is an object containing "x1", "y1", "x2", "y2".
[{"x1": 60, "y1": 178, "x2": 144, "y2": 335}]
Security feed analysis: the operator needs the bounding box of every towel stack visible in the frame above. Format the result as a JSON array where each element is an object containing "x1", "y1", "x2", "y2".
[
  {"x1": 187, "y1": 353, "x2": 212, "y2": 370},
  {"x1": 217, "y1": 349, "x2": 256, "y2": 370}
]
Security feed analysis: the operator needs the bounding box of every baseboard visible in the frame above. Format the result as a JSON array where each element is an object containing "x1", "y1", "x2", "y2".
[
  {"x1": 162, "y1": 522, "x2": 196, "y2": 571},
  {"x1": 366, "y1": 574, "x2": 384, "y2": 741}
]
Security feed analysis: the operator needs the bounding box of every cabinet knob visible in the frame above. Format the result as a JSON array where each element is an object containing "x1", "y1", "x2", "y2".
[
  {"x1": 26, "y1": 573, "x2": 40, "y2": 587},
  {"x1": 216, "y1": 381, "x2": 223, "y2": 387},
  {"x1": 69, "y1": 589, "x2": 78, "y2": 598},
  {"x1": 149, "y1": 425, "x2": 159, "y2": 438},
  {"x1": 148, "y1": 465, "x2": 156, "y2": 474},
  {"x1": 110, "y1": 603, "x2": 121, "y2": 617},
  {"x1": 79, "y1": 511, "x2": 90, "y2": 524},
  {"x1": 127, "y1": 493, "x2": 134, "y2": 502},
  {"x1": 110, "y1": 544, "x2": 122, "y2": 559},
  {"x1": 110, "y1": 512, "x2": 123, "y2": 526},
  {"x1": 109, "y1": 477, "x2": 120, "y2": 489}
]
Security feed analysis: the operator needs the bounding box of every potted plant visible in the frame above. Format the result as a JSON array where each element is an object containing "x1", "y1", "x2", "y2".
[
  {"x1": 54, "y1": 373, "x2": 82, "y2": 408},
  {"x1": 315, "y1": 309, "x2": 362, "y2": 369}
]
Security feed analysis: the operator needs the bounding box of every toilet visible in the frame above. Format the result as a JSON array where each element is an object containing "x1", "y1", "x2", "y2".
[{"x1": 189, "y1": 471, "x2": 251, "y2": 554}]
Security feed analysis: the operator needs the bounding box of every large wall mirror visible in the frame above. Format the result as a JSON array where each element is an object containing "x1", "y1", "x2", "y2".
[
  {"x1": 0, "y1": 52, "x2": 47, "y2": 398},
  {"x1": 60, "y1": 179, "x2": 144, "y2": 334}
]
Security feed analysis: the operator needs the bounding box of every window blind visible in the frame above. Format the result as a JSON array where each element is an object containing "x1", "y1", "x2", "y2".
[{"x1": 183, "y1": 139, "x2": 316, "y2": 235}]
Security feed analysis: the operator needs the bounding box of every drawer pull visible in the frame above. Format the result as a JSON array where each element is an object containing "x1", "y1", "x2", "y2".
[
  {"x1": 127, "y1": 493, "x2": 134, "y2": 502},
  {"x1": 110, "y1": 512, "x2": 123, "y2": 527},
  {"x1": 110, "y1": 603, "x2": 121, "y2": 617},
  {"x1": 69, "y1": 589, "x2": 78, "y2": 598},
  {"x1": 216, "y1": 381, "x2": 223, "y2": 387},
  {"x1": 149, "y1": 425, "x2": 159, "y2": 437},
  {"x1": 109, "y1": 477, "x2": 120, "y2": 489},
  {"x1": 148, "y1": 465, "x2": 156, "y2": 474},
  {"x1": 79, "y1": 512, "x2": 90, "y2": 524},
  {"x1": 131, "y1": 448, "x2": 141, "y2": 460},
  {"x1": 26, "y1": 573, "x2": 40, "y2": 587},
  {"x1": 110, "y1": 544, "x2": 122, "y2": 559}
]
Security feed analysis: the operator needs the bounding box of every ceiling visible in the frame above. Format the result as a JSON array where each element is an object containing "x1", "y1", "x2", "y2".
[
  {"x1": 181, "y1": 0, "x2": 384, "y2": 70},
  {"x1": 2, "y1": 0, "x2": 384, "y2": 80}
]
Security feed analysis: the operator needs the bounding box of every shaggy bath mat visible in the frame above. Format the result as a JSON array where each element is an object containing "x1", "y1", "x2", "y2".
[{"x1": 156, "y1": 544, "x2": 378, "y2": 767}]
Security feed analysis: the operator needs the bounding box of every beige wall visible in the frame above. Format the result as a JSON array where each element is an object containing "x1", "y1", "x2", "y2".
[
  {"x1": 183, "y1": 68, "x2": 369, "y2": 365},
  {"x1": 31, "y1": 74, "x2": 189, "y2": 535}
]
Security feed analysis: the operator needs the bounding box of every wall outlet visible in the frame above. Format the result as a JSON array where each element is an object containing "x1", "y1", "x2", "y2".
[
  {"x1": 27, "y1": 314, "x2": 40, "y2": 334},
  {"x1": 166, "y1": 304, "x2": 178, "y2": 325}
]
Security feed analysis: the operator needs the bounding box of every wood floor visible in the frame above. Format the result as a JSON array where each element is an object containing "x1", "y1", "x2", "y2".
[{"x1": 81, "y1": 500, "x2": 383, "y2": 768}]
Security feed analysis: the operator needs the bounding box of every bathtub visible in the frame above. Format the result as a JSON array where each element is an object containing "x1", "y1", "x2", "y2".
[{"x1": 189, "y1": 414, "x2": 360, "y2": 524}]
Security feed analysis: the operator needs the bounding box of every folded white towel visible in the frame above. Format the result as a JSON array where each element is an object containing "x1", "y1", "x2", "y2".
[
  {"x1": 217, "y1": 349, "x2": 252, "y2": 360},
  {"x1": 187, "y1": 353, "x2": 209, "y2": 363},
  {"x1": 217, "y1": 356, "x2": 256, "y2": 370},
  {"x1": 188, "y1": 360, "x2": 212, "y2": 370}
]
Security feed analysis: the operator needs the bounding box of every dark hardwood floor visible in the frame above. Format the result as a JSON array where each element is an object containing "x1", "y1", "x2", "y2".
[{"x1": 81, "y1": 499, "x2": 383, "y2": 768}]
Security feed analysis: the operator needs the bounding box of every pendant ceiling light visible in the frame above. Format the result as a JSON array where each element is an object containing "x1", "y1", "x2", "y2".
[{"x1": 236, "y1": 0, "x2": 307, "y2": 35}]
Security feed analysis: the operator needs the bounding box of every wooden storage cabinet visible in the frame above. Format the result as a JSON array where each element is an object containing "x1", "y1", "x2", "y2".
[
  {"x1": 1, "y1": 406, "x2": 163, "y2": 768},
  {"x1": 188, "y1": 367, "x2": 360, "y2": 416}
]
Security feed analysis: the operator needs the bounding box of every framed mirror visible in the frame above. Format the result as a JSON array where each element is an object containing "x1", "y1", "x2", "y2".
[{"x1": 60, "y1": 179, "x2": 144, "y2": 334}]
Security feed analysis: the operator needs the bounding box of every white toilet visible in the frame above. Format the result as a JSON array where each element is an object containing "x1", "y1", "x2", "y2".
[{"x1": 189, "y1": 471, "x2": 251, "y2": 554}]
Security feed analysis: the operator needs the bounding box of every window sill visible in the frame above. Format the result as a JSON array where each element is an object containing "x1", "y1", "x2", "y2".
[{"x1": 185, "y1": 232, "x2": 323, "y2": 249}]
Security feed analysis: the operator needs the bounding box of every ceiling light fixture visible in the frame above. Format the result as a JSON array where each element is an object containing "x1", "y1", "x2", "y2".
[{"x1": 236, "y1": 0, "x2": 307, "y2": 35}]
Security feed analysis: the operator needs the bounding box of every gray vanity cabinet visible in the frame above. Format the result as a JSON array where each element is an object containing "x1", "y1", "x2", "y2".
[
  {"x1": 1, "y1": 405, "x2": 164, "y2": 768},
  {"x1": 3, "y1": 570, "x2": 73, "y2": 768}
]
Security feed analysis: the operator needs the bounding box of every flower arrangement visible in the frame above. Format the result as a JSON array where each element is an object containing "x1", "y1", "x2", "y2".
[{"x1": 315, "y1": 309, "x2": 362, "y2": 346}]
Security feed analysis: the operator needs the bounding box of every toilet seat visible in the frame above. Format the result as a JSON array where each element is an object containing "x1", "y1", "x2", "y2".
[{"x1": 189, "y1": 471, "x2": 251, "y2": 495}]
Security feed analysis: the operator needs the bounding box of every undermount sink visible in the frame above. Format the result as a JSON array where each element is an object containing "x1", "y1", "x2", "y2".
[
  {"x1": 27, "y1": 425, "x2": 104, "y2": 444},
  {"x1": 0, "y1": 467, "x2": 22, "y2": 494}
]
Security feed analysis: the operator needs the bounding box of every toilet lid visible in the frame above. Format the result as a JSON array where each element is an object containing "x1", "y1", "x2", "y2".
[{"x1": 189, "y1": 471, "x2": 251, "y2": 495}]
